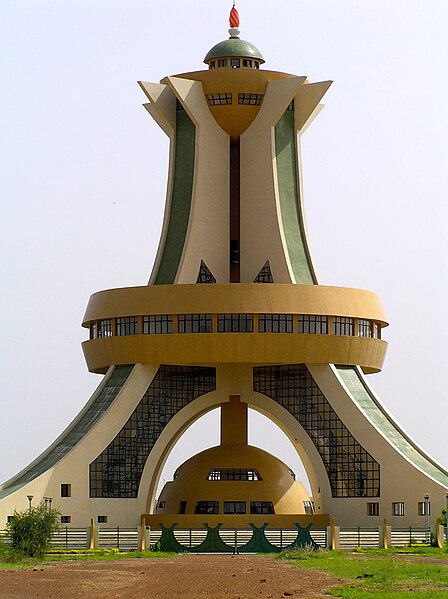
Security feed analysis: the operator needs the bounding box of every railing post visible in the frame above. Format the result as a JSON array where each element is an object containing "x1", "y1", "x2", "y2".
[
  {"x1": 280, "y1": 528, "x2": 283, "y2": 549},
  {"x1": 357, "y1": 526, "x2": 361, "y2": 547},
  {"x1": 117, "y1": 525, "x2": 120, "y2": 550},
  {"x1": 189, "y1": 528, "x2": 192, "y2": 549}
]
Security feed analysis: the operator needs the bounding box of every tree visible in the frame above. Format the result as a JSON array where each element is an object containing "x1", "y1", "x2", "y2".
[{"x1": 6, "y1": 502, "x2": 60, "y2": 558}]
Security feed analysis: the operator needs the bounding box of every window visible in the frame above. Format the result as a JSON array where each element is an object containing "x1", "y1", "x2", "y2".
[
  {"x1": 97, "y1": 515, "x2": 108, "y2": 523},
  {"x1": 418, "y1": 501, "x2": 431, "y2": 516},
  {"x1": 242, "y1": 59, "x2": 252, "y2": 67},
  {"x1": 231, "y1": 58, "x2": 240, "y2": 68},
  {"x1": 250, "y1": 501, "x2": 274, "y2": 515},
  {"x1": 254, "y1": 364, "x2": 380, "y2": 498},
  {"x1": 373, "y1": 322, "x2": 381, "y2": 339},
  {"x1": 179, "y1": 501, "x2": 187, "y2": 514},
  {"x1": 254, "y1": 261, "x2": 274, "y2": 283},
  {"x1": 224, "y1": 501, "x2": 246, "y2": 514},
  {"x1": 157, "y1": 501, "x2": 166, "y2": 509},
  {"x1": 238, "y1": 93, "x2": 263, "y2": 106},
  {"x1": 197, "y1": 260, "x2": 216, "y2": 283},
  {"x1": 61, "y1": 483, "x2": 71, "y2": 497},
  {"x1": 254, "y1": 61, "x2": 260, "y2": 69},
  {"x1": 303, "y1": 501, "x2": 314, "y2": 515},
  {"x1": 7, "y1": 516, "x2": 14, "y2": 523},
  {"x1": 218, "y1": 314, "x2": 253, "y2": 332},
  {"x1": 393, "y1": 502, "x2": 405, "y2": 516},
  {"x1": 98, "y1": 319, "x2": 112, "y2": 338},
  {"x1": 90, "y1": 322, "x2": 98, "y2": 339},
  {"x1": 298, "y1": 315, "x2": 328, "y2": 334},
  {"x1": 195, "y1": 501, "x2": 219, "y2": 514},
  {"x1": 333, "y1": 317, "x2": 354, "y2": 336},
  {"x1": 217, "y1": 59, "x2": 228, "y2": 67},
  {"x1": 209, "y1": 61, "x2": 216, "y2": 69},
  {"x1": 358, "y1": 319, "x2": 372, "y2": 338},
  {"x1": 207, "y1": 468, "x2": 261, "y2": 481},
  {"x1": 61, "y1": 515, "x2": 71, "y2": 524},
  {"x1": 208, "y1": 93, "x2": 232, "y2": 106},
  {"x1": 258, "y1": 314, "x2": 292, "y2": 333},
  {"x1": 116, "y1": 316, "x2": 138, "y2": 336},
  {"x1": 367, "y1": 502, "x2": 380, "y2": 516},
  {"x1": 178, "y1": 314, "x2": 212, "y2": 333},
  {"x1": 143, "y1": 315, "x2": 173, "y2": 334},
  {"x1": 89, "y1": 365, "x2": 216, "y2": 499}
]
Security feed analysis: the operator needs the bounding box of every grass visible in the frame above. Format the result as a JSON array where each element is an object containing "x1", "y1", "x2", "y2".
[
  {"x1": 280, "y1": 547, "x2": 448, "y2": 599},
  {"x1": 0, "y1": 543, "x2": 174, "y2": 568}
]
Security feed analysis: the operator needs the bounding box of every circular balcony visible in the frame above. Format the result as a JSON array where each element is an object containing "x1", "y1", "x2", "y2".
[{"x1": 81, "y1": 284, "x2": 388, "y2": 374}]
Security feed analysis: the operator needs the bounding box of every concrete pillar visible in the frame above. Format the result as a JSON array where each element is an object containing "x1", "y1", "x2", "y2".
[
  {"x1": 328, "y1": 518, "x2": 340, "y2": 550},
  {"x1": 435, "y1": 519, "x2": 444, "y2": 548},
  {"x1": 139, "y1": 514, "x2": 149, "y2": 551},
  {"x1": 380, "y1": 518, "x2": 391, "y2": 549},
  {"x1": 87, "y1": 518, "x2": 98, "y2": 549}
]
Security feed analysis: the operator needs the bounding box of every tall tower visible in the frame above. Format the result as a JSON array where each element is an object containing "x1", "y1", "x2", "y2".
[{"x1": 1, "y1": 6, "x2": 447, "y2": 531}]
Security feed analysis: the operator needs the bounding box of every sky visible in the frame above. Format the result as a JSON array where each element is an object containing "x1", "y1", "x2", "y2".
[{"x1": 1, "y1": 0, "x2": 447, "y2": 494}]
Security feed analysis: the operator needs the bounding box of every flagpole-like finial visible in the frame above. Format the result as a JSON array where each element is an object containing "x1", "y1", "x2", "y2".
[{"x1": 229, "y1": 3, "x2": 240, "y2": 38}]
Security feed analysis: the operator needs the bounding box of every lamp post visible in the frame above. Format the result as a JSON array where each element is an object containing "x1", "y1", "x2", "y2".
[
  {"x1": 424, "y1": 494, "x2": 430, "y2": 544},
  {"x1": 445, "y1": 494, "x2": 448, "y2": 548},
  {"x1": 26, "y1": 495, "x2": 33, "y2": 512},
  {"x1": 43, "y1": 497, "x2": 53, "y2": 510}
]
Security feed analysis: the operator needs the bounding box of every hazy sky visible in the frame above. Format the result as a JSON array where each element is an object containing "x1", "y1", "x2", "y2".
[{"x1": 1, "y1": 0, "x2": 447, "y2": 493}]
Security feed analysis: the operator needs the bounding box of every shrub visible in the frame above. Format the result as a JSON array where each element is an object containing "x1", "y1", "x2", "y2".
[{"x1": 6, "y1": 502, "x2": 60, "y2": 558}]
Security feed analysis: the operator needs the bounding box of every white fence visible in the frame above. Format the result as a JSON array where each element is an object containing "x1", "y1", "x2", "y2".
[{"x1": 0, "y1": 526, "x2": 445, "y2": 552}]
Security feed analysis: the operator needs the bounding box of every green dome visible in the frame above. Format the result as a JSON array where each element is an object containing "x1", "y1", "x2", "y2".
[{"x1": 204, "y1": 38, "x2": 265, "y2": 64}]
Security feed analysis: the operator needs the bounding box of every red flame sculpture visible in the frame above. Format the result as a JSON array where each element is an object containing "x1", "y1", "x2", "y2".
[{"x1": 229, "y1": 5, "x2": 240, "y2": 28}]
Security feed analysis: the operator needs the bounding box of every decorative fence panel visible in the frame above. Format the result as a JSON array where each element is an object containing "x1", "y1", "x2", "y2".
[
  {"x1": 97, "y1": 527, "x2": 139, "y2": 551},
  {"x1": 339, "y1": 528, "x2": 379, "y2": 549},
  {"x1": 51, "y1": 527, "x2": 88, "y2": 550},
  {"x1": 390, "y1": 527, "x2": 427, "y2": 547}
]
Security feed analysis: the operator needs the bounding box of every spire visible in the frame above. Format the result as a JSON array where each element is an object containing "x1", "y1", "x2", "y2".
[{"x1": 229, "y1": 2, "x2": 240, "y2": 39}]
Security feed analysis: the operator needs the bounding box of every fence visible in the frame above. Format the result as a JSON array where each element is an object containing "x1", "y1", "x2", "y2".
[{"x1": 0, "y1": 526, "x2": 446, "y2": 552}]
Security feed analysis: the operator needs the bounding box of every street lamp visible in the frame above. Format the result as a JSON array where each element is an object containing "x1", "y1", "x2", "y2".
[
  {"x1": 26, "y1": 495, "x2": 33, "y2": 512},
  {"x1": 445, "y1": 494, "x2": 448, "y2": 548},
  {"x1": 424, "y1": 494, "x2": 430, "y2": 544},
  {"x1": 43, "y1": 497, "x2": 53, "y2": 510}
]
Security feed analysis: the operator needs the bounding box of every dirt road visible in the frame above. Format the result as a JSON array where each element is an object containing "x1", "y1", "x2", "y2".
[{"x1": 0, "y1": 553, "x2": 340, "y2": 599}]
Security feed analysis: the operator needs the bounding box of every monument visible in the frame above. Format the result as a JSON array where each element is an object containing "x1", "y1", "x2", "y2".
[{"x1": 1, "y1": 5, "x2": 447, "y2": 534}]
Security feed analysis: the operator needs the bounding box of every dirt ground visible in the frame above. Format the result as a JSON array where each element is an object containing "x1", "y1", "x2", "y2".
[{"x1": 0, "y1": 554, "x2": 341, "y2": 599}]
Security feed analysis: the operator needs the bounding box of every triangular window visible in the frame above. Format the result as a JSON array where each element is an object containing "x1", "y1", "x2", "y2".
[
  {"x1": 254, "y1": 261, "x2": 274, "y2": 283},
  {"x1": 197, "y1": 260, "x2": 216, "y2": 283}
]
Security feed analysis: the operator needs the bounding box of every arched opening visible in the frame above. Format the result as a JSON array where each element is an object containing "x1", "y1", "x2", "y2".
[{"x1": 156, "y1": 407, "x2": 312, "y2": 501}]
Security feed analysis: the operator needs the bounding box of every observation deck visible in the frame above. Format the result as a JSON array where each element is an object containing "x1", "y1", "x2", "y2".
[{"x1": 82, "y1": 284, "x2": 388, "y2": 374}]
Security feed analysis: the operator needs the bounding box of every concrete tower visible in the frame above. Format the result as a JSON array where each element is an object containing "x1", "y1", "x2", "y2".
[{"x1": 1, "y1": 6, "x2": 447, "y2": 531}]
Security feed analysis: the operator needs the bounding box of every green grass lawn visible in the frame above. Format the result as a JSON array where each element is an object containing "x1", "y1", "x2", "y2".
[
  {"x1": 0, "y1": 546, "x2": 174, "y2": 568},
  {"x1": 281, "y1": 547, "x2": 448, "y2": 599}
]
